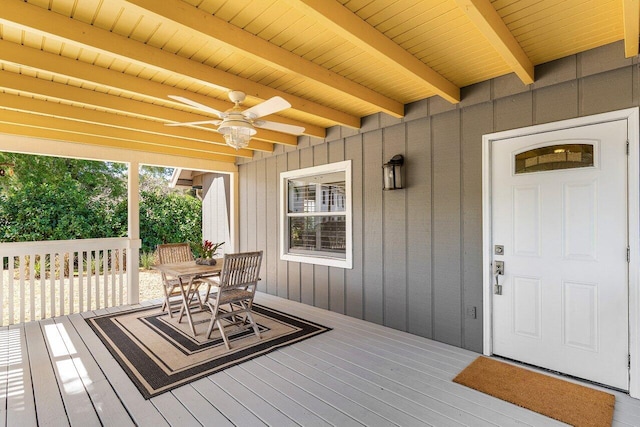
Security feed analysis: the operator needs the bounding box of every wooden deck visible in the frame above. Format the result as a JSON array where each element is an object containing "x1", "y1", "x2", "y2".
[{"x1": 1, "y1": 293, "x2": 639, "y2": 427}]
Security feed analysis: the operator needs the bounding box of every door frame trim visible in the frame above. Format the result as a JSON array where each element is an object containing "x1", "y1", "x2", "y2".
[{"x1": 482, "y1": 107, "x2": 640, "y2": 398}]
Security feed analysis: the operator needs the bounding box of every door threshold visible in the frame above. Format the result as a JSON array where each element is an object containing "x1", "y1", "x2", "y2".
[{"x1": 493, "y1": 354, "x2": 628, "y2": 395}]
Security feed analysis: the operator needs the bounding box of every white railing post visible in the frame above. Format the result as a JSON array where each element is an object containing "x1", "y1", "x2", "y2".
[
  {"x1": 127, "y1": 161, "x2": 140, "y2": 304},
  {"x1": 230, "y1": 171, "x2": 240, "y2": 253},
  {"x1": 126, "y1": 240, "x2": 141, "y2": 304}
]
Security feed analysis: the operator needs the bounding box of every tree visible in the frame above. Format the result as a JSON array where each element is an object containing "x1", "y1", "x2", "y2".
[
  {"x1": 0, "y1": 153, "x2": 127, "y2": 241},
  {"x1": 136, "y1": 190, "x2": 202, "y2": 252}
]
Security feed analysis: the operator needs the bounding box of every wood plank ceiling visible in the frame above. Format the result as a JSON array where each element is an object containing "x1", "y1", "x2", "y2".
[{"x1": 0, "y1": 0, "x2": 636, "y2": 163}]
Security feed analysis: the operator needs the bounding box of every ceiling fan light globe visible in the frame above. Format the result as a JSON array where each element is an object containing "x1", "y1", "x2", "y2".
[
  {"x1": 217, "y1": 119, "x2": 257, "y2": 136},
  {"x1": 223, "y1": 132, "x2": 251, "y2": 150},
  {"x1": 217, "y1": 115, "x2": 256, "y2": 150}
]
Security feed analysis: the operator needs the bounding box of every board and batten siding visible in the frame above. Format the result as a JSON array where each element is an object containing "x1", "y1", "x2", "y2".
[
  {"x1": 201, "y1": 173, "x2": 231, "y2": 255},
  {"x1": 233, "y1": 41, "x2": 639, "y2": 352}
]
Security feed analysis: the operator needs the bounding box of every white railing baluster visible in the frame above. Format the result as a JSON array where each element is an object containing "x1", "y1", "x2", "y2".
[
  {"x1": 103, "y1": 249, "x2": 108, "y2": 309},
  {"x1": 29, "y1": 254, "x2": 35, "y2": 322},
  {"x1": 69, "y1": 252, "x2": 74, "y2": 314},
  {"x1": 49, "y1": 253, "x2": 55, "y2": 318},
  {"x1": 94, "y1": 250, "x2": 100, "y2": 309},
  {"x1": 79, "y1": 251, "x2": 84, "y2": 313},
  {"x1": 45, "y1": 254, "x2": 50, "y2": 318},
  {"x1": 8, "y1": 257, "x2": 14, "y2": 325},
  {"x1": 87, "y1": 251, "x2": 92, "y2": 311},
  {"x1": 119, "y1": 249, "x2": 124, "y2": 306},
  {"x1": 19, "y1": 255, "x2": 25, "y2": 324},
  {"x1": 110, "y1": 249, "x2": 115, "y2": 307},
  {"x1": 1, "y1": 257, "x2": 5, "y2": 326},
  {"x1": 39, "y1": 253, "x2": 45, "y2": 322},
  {"x1": 58, "y1": 252, "x2": 64, "y2": 316}
]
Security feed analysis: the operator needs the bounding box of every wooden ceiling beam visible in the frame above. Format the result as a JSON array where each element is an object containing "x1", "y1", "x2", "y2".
[
  {"x1": 0, "y1": 69, "x2": 277, "y2": 152},
  {"x1": 623, "y1": 0, "x2": 640, "y2": 57},
  {"x1": 453, "y1": 0, "x2": 534, "y2": 84},
  {"x1": 0, "y1": 105, "x2": 245, "y2": 161},
  {"x1": 286, "y1": 0, "x2": 460, "y2": 104},
  {"x1": 0, "y1": 92, "x2": 255, "y2": 158},
  {"x1": 0, "y1": 0, "x2": 360, "y2": 129},
  {"x1": 125, "y1": 0, "x2": 404, "y2": 118},
  {"x1": 0, "y1": 40, "x2": 325, "y2": 139},
  {"x1": 0, "y1": 120, "x2": 235, "y2": 163}
]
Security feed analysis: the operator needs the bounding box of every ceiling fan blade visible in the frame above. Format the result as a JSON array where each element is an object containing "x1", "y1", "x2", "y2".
[
  {"x1": 243, "y1": 96, "x2": 291, "y2": 119},
  {"x1": 165, "y1": 119, "x2": 222, "y2": 127},
  {"x1": 168, "y1": 95, "x2": 225, "y2": 118},
  {"x1": 254, "y1": 120, "x2": 305, "y2": 135}
]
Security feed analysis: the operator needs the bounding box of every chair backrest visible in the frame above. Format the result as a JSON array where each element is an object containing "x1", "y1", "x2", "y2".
[
  {"x1": 157, "y1": 243, "x2": 194, "y2": 264},
  {"x1": 218, "y1": 251, "x2": 263, "y2": 290}
]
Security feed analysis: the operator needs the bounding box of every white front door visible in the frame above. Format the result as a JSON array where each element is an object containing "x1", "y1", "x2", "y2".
[{"x1": 491, "y1": 119, "x2": 629, "y2": 390}]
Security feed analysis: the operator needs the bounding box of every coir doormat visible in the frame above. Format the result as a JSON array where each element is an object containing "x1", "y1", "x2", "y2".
[
  {"x1": 87, "y1": 303, "x2": 331, "y2": 399},
  {"x1": 453, "y1": 356, "x2": 615, "y2": 427}
]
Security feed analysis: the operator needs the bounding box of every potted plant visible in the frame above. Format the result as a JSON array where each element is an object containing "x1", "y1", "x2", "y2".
[{"x1": 192, "y1": 240, "x2": 224, "y2": 265}]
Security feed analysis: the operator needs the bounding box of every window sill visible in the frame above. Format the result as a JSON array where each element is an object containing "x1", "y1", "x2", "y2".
[{"x1": 281, "y1": 252, "x2": 352, "y2": 269}]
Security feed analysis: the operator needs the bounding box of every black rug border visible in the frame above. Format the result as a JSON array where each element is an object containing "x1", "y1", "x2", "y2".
[{"x1": 86, "y1": 303, "x2": 331, "y2": 399}]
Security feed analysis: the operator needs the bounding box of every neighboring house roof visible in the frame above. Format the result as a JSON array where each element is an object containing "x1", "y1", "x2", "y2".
[{"x1": 169, "y1": 168, "x2": 205, "y2": 189}]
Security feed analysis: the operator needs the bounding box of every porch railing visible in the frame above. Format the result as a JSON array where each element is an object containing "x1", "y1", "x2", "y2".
[{"x1": 0, "y1": 237, "x2": 137, "y2": 326}]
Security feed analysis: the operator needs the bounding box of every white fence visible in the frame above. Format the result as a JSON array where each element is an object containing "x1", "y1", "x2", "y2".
[{"x1": 0, "y1": 238, "x2": 137, "y2": 326}]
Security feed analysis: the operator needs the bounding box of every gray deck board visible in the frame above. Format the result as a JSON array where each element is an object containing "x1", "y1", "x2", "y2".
[
  {"x1": 169, "y1": 385, "x2": 233, "y2": 427},
  {"x1": 210, "y1": 371, "x2": 299, "y2": 427},
  {"x1": 39, "y1": 317, "x2": 102, "y2": 427},
  {"x1": 0, "y1": 293, "x2": 638, "y2": 426},
  {"x1": 151, "y1": 392, "x2": 202, "y2": 427},
  {"x1": 236, "y1": 359, "x2": 363, "y2": 426},
  {"x1": 7, "y1": 324, "x2": 36, "y2": 427},
  {"x1": 191, "y1": 377, "x2": 265, "y2": 427},
  {"x1": 23, "y1": 321, "x2": 69, "y2": 427},
  {"x1": 268, "y1": 350, "x2": 444, "y2": 427},
  {"x1": 225, "y1": 365, "x2": 328, "y2": 426},
  {"x1": 253, "y1": 356, "x2": 396, "y2": 426}
]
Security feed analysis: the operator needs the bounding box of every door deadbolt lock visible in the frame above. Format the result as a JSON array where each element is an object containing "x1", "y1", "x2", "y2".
[{"x1": 494, "y1": 245, "x2": 504, "y2": 255}]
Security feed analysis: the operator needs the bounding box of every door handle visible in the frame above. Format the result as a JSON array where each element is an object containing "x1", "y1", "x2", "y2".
[{"x1": 494, "y1": 261, "x2": 504, "y2": 295}]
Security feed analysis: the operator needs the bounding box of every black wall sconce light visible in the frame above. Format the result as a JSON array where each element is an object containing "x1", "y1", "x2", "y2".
[{"x1": 382, "y1": 154, "x2": 404, "y2": 190}]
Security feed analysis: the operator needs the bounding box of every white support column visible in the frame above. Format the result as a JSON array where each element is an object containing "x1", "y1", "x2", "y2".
[
  {"x1": 127, "y1": 161, "x2": 141, "y2": 304},
  {"x1": 230, "y1": 171, "x2": 240, "y2": 253}
]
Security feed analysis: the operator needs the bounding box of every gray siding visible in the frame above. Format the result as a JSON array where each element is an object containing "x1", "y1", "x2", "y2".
[{"x1": 235, "y1": 41, "x2": 640, "y2": 352}]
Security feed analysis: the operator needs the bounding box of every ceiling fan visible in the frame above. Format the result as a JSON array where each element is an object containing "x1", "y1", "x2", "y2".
[{"x1": 167, "y1": 91, "x2": 305, "y2": 150}]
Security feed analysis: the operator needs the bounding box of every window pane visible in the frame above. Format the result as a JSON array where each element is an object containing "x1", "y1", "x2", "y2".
[
  {"x1": 288, "y1": 182, "x2": 316, "y2": 213},
  {"x1": 289, "y1": 216, "x2": 346, "y2": 257},
  {"x1": 287, "y1": 171, "x2": 346, "y2": 213},
  {"x1": 515, "y1": 144, "x2": 594, "y2": 174}
]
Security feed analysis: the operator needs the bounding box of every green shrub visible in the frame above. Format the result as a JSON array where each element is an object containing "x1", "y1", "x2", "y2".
[{"x1": 139, "y1": 251, "x2": 156, "y2": 269}]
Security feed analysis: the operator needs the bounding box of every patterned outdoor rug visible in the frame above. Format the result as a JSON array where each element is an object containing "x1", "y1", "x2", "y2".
[{"x1": 87, "y1": 303, "x2": 331, "y2": 399}]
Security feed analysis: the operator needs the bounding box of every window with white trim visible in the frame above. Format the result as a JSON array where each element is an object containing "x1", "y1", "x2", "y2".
[{"x1": 280, "y1": 161, "x2": 352, "y2": 268}]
